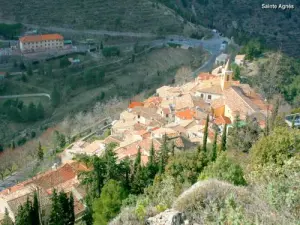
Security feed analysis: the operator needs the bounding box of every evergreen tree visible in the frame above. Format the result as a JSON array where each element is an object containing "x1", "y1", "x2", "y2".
[
  {"x1": 31, "y1": 192, "x2": 40, "y2": 225},
  {"x1": 2, "y1": 208, "x2": 13, "y2": 225},
  {"x1": 28, "y1": 102, "x2": 37, "y2": 122},
  {"x1": 0, "y1": 144, "x2": 3, "y2": 152},
  {"x1": 133, "y1": 147, "x2": 141, "y2": 174},
  {"x1": 93, "y1": 180, "x2": 127, "y2": 225},
  {"x1": 148, "y1": 141, "x2": 155, "y2": 166},
  {"x1": 51, "y1": 85, "x2": 61, "y2": 107},
  {"x1": 220, "y1": 124, "x2": 227, "y2": 151},
  {"x1": 211, "y1": 131, "x2": 218, "y2": 161},
  {"x1": 100, "y1": 41, "x2": 103, "y2": 50},
  {"x1": 103, "y1": 145, "x2": 118, "y2": 181},
  {"x1": 37, "y1": 141, "x2": 44, "y2": 161},
  {"x1": 202, "y1": 114, "x2": 209, "y2": 152},
  {"x1": 68, "y1": 193, "x2": 75, "y2": 225},
  {"x1": 15, "y1": 198, "x2": 33, "y2": 225},
  {"x1": 131, "y1": 54, "x2": 135, "y2": 63},
  {"x1": 158, "y1": 135, "x2": 169, "y2": 174},
  {"x1": 49, "y1": 190, "x2": 63, "y2": 225},
  {"x1": 36, "y1": 102, "x2": 45, "y2": 119},
  {"x1": 197, "y1": 144, "x2": 202, "y2": 155}
]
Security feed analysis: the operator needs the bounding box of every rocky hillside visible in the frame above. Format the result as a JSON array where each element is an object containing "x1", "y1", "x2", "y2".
[
  {"x1": 0, "y1": 0, "x2": 206, "y2": 36},
  {"x1": 158, "y1": 0, "x2": 300, "y2": 56}
]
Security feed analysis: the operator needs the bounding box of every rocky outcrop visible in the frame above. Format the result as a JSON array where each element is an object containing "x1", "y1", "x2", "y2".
[{"x1": 146, "y1": 209, "x2": 186, "y2": 225}]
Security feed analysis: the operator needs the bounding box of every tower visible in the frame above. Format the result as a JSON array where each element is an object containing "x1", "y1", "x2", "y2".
[{"x1": 220, "y1": 59, "x2": 233, "y2": 90}]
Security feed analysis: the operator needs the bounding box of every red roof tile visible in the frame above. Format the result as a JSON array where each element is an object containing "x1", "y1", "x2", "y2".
[
  {"x1": 19, "y1": 34, "x2": 63, "y2": 43},
  {"x1": 175, "y1": 109, "x2": 196, "y2": 120},
  {"x1": 128, "y1": 102, "x2": 144, "y2": 109},
  {"x1": 214, "y1": 116, "x2": 232, "y2": 125}
]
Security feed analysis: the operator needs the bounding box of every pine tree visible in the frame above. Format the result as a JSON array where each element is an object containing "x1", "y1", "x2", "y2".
[
  {"x1": 211, "y1": 131, "x2": 218, "y2": 161},
  {"x1": 2, "y1": 208, "x2": 13, "y2": 225},
  {"x1": 148, "y1": 141, "x2": 155, "y2": 166},
  {"x1": 37, "y1": 141, "x2": 44, "y2": 161},
  {"x1": 100, "y1": 41, "x2": 103, "y2": 50},
  {"x1": 36, "y1": 102, "x2": 45, "y2": 120},
  {"x1": 220, "y1": 124, "x2": 227, "y2": 151},
  {"x1": 202, "y1": 114, "x2": 209, "y2": 152},
  {"x1": 197, "y1": 144, "x2": 202, "y2": 155}
]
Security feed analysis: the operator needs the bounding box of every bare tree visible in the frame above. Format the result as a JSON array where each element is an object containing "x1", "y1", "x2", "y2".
[{"x1": 175, "y1": 66, "x2": 193, "y2": 85}]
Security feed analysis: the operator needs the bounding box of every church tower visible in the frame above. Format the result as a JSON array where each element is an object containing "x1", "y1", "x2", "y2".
[{"x1": 220, "y1": 59, "x2": 233, "y2": 90}]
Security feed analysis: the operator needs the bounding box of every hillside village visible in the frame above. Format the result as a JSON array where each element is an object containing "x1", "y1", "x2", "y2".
[
  {"x1": 62, "y1": 57, "x2": 269, "y2": 164},
  {"x1": 0, "y1": 53, "x2": 272, "y2": 223}
]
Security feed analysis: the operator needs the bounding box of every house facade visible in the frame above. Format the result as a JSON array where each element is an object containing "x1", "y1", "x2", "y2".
[{"x1": 19, "y1": 34, "x2": 64, "y2": 52}]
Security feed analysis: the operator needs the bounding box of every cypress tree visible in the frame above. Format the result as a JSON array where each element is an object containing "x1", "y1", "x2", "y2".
[
  {"x1": 68, "y1": 193, "x2": 75, "y2": 225},
  {"x1": 49, "y1": 190, "x2": 62, "y2": 225},
  {"x1": 31, "y1": 192, "x2": 40, "y2": 225},
  {"x1": 37, "y1": 141, "x2": 44, "y2": 161},
  {"x1": 158, "y1": 134, "x2": 169, "y2": 174},
  {"x1": 133, "y1": 147, "x2": 141, "y2": 174},
  {"x1": 220, "y1": 124, "x2": 227, "y2": 151},
  {"x1": 203, "y1": 114, "x2": 209, "y2": 152},
  {"x1": 211, "y1": 131, "x2": 218, "y2": 161},
  {"x1": 15, "y1": 198, "x2": 33, "y2": 225},
  {"x1": 148, "y1": 141, "x2": 155, "y2": 166}
]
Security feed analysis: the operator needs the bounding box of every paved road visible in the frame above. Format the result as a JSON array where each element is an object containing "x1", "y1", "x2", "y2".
[
  {"x1": 0, "y1": 93, "x2": 51, "y2": 100},
  {"x1": 20, "y1": 23, "x2": 156, "y2": 38}
]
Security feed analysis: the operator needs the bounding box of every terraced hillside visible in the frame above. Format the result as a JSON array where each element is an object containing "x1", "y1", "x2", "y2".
[
  {"x1": 158, "y1": 0, "x2": 300, "y2": 56},
  {"x1": 0, "y1": 0, "x2": 195, "y2": 35}
]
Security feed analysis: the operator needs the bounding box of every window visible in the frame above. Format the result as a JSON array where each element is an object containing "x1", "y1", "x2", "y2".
[
  {"x1": 166, "y1": 114, "x2": 169, "y2": 118},
  {"x1": 138, "y1": 115, "x2": 140, "y2": 119},
  {"x1": 200, "y1": 93, "x2": 204, "y2": 98},
  {"x1": 208, "y1": 95, "x2": 212, "y2": 100}
]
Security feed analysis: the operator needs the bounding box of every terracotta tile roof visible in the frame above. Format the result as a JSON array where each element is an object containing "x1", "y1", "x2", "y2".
[
  {"x1": 128, "y1": 101, "x2": 144, "y2": 109},
  {"x1": 175, "y1": 94, "x2": 194, "y2": 111},
  {"x1": 82, "y1": 140, "x2": 104, "y2": 154},
  {"x1": 198, "y1": 84, "x2": 223, "y2": 95},
  {"x1": 144, "y1": 97, "x2": 162, "y2": 107},
  {"x1": 152, "y1": 127, "x2": 178, "y2": 136},
  {"x1": 197, "y1": 73, "x2": 217, "y2": 81},
  {"x1": 19, "y1": 34, "x2": 63, "y2": 43},
  {"x1": 103, "y1": 135, "x2": 122, "y2": 144},
  {"x1": 172, "y1": 137, "x2": 184, "y2": 148},
  {"x1": 214, "y1": 116, "x2": 232, "y2": 125},
  {"x1": 134, "y1": 123, "x2": 147, "y2": 131},
  {"x1": 175, "y1": 109, "x2": 196, "y2": 120}
]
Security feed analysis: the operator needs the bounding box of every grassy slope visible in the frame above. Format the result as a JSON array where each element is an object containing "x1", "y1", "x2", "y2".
[{"x1": 0, "y1": 0, "x2": 186, "y2": 34}]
